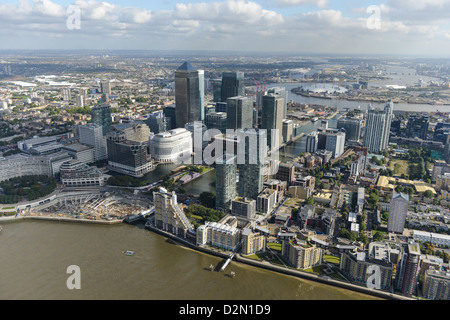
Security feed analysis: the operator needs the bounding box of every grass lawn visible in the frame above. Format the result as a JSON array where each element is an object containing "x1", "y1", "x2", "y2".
[
  {"x1": 323, "y1": 254, "x2": 340, "y2": 265},
  {"x1": 389, "y1": 159, "x2": 409, "y2": 176},
  {"x1": 267, "y1": 242, "x2": 282, "y2": 251},
  {"x1": 304, "y1": 265, "x2": 327, "y2": 274}
]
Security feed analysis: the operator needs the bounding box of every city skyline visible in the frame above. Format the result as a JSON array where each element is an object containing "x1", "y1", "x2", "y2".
[{"x1": 0, "y1": 0, "x2": 449, "y2": 56}]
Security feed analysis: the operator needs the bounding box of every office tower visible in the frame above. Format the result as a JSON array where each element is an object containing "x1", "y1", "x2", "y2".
[
  {"x1": 100, "y1": 80, "x2": 111, "y2": 95},
  {"x1": 387, "y1": 193, "x2": 409, "y2": 234},
  {"x1": 237, "y1": 129, "x2": 267, "y2": 200},
  {"x1": 198, "y1": 69, "x2": 205, "y2": 122},
  {"x1": 212, "y1": 79, "x2": 222, "y2": 103},
  {"x1": 215, "y1": 102, "x2": 227, "y2": 113},
  {"x1": 423, "y1": 267, "x2": 450, "y2": 300},
  {"x1": 205, "y1": 112, "x2": 227, "y2": 133},
  {"x1": 175, "y1": 62, "x2": 203, "y2": 128},
  {"x1": 62, "y1": 88, "x2": 71, "y2": 101},
  {"x1": 396, "y1": 243, "x2": 421, "y2": 297},
  {"x1": 391, "y1": 118, "x2": 401, "y2": 135},
  {"x1": 106, "y1": 123, "x2": 153, "y2": 177},
  {"x1": 324, "y1": 130, "x2": 345, "y2": 158},
  {"x1": 406, "y1": 114, "x2": 429, "y2": 140},
  {"x1": 146, "y1": 111, "x2": 167, "y2": 134},
  {"x1": 282, "y1": 119, "x2": 294, "y2": 144},
  {"x1": 261, "y1": 93, "x2": 284, "y2": 151},
  {"x1": 91, "y1": 104, "x2": 112, "y2": 135},
  {"x1": 306, "y1": 131, "x2": 319, "y2": 153},
  {"x1": 267, "y1": 87, "x2": 287, "y2": 119},
  {"x1": 226, "y1": 96, "x2": 253, "y2": 130},
  {"x1": 337, "y1": 117, "x2": 362, "y2": 141},
  {"x1": 163, "y1": 105, "x2": 176, "y2": 131},
  {"x1": 433, "y1": 122, "x2": 450, "y2": 143},
  {"x1": 364, "y1": 100, "x2": 393, "y2": 152},
  {"x1": 221, "y1": 72, "x2": 245, "y2": 102},
  {"x1": 76, "y1": 95, "x2": 85, "y2": 108},
  {"x1": 215, "y1": 154, "x2": 237, "y2": 211},
  {"x1": 77, "y1": 123, "x2": 108, "y2": 161},
  {"x1": 153, "y1": 189, "x2": 195, "y2": 239}
]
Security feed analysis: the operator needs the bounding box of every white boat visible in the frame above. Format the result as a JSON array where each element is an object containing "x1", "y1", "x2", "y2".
[
  {"x1": 311, "y1": 117, "x2": 318, "y2": 122},
  {"x1": 124, "y1": 250, "x2": 134, "y2": 256}
]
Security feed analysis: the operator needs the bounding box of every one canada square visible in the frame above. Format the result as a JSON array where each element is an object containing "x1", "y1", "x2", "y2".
[{"x1": 175, "y1": 62, "x2": 204, "y2": 128}]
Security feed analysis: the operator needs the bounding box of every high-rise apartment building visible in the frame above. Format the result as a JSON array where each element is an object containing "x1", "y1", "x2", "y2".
[
  {"x1": 337, "y1": 117, "x2": 362, "y2": 141},
  {"x1": 175, "y1": 62, "x2": 203, "y2": 128},
  {"x1": 100, "y1": 80, "x2": 111, "y2": 95},
  {"x1": 364, "y1": 101, "x2": 393, "y2": 152},
  {"x1": 396, "y1": 243, "x2": 421, "y2": 297},
  {"x1": 215, "y1": 154, "x2": 237, "y2": 211},
  {"x1": 221, "y1": 72, "x2": 245, "y2": 102},
  {"x1": 237, "y1": 129, "x2": 267, "y2": 200},
  {"x1": 387, "y1": 193, "x2": 409, "y2": 234}
]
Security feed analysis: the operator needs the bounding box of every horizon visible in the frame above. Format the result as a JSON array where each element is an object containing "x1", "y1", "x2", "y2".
[{"x1": 0, "y1": 0, "x2": 450, "y2": 57}]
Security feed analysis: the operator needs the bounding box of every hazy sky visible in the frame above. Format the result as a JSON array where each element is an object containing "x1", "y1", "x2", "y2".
[{"x1": 0, "y1": 0, "x2": 449, "y2": 56}]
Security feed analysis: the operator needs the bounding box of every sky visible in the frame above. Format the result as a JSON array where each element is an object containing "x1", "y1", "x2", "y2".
[{"x1": 0, "y1": 0, "x2": 449, "y2": 56}]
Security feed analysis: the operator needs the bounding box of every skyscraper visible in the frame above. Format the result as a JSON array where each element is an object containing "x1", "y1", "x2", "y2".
[
  {"x1": 364, "y1": 101, "x2": 393, "y2": 152},
  {"x1": 337, "y1": 117, "x2": 362, "y2": 141},
  {"x1": 237, "y1": 129, "x2": 267, "y2": 200},
  {"x1": 406, "y1": 114, "x2": 429, "y2": 140},
  {"x1": 387, "y1": 193, "x2": 409, "y2": 234},
  {"x1": 91, "y1": 104, "x2": 112, "y2": 135},
  {"x1": 266, "y1": 87, "x2": 287, "y2": 119},
  {"x1": 175, "y1": 62, "x2": 203, "y2": 128},
  {"x1": 215, "y1": 154, "x2": 237, "y2": 212},
  {"x1": 226, "y1": 96, "x2": 253, "y2": 130},
  {"x1": 444, "y1": 135, "x2": 450, "y2": 164},
  {"x1": 221, "y1": 72, "x2": 245, "y2": 102},
  {"x1": 261, "y1": 93, "x2": 285, "y2": 151},
  {"x1": 100, "y1": 80, "x2": 111, "y2": 95},
  {"x1": 146, "y1": 111, "x2": 167, "y2": 134},
  {"x1": 396, "y1": 243, "x2": 421, "y2": 297},
  {"x1": 77, "y1": 123, "x2": 108, "y2": 161}
]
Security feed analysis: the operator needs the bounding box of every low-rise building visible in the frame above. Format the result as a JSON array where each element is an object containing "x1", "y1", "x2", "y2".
[{"x1": 59, "y1": 159, "x2": 107, "y2": 187}]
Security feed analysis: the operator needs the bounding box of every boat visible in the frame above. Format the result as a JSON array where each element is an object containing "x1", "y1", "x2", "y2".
[
  {"x1": 311, "y1": 117, "x2": 318, "y2": 122},
  {"x1": 124, "y1": 250, "x2": 134, "y2": 256}
]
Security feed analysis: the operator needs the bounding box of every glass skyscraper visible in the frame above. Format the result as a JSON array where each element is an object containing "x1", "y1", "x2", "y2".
[
  {"x1": 221, "y1": 72, "x2": 245, "y2": 102},
  {"x1": 175, "y1": 62, "x2": 203, "y2": 128},
  {"x1": 363, "y1": 100, "x2": 393, "y2": 152},
  {"x1": 226, "y1": 96, "x2": 253, "y2": 131},
  {"x1": 91, "y1": 104, "x2": 112, "y2": 135}
]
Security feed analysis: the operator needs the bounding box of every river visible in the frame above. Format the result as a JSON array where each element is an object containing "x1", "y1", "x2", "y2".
[{"x1": 0, "y1": 220, "x2": 379, "y2": 300}]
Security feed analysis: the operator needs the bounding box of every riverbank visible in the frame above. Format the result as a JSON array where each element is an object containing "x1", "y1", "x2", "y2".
[
  {"x1": 0, "y1": 215, "x2": 123, "y2": 225},
  {"x1": 142, "y1": 220, "x2": 411, "y2": 301}
]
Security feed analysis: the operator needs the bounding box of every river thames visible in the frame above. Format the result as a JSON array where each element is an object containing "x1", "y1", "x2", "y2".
[{"x1": 0, "y1": 220, "x2": 380, "y2": 300}]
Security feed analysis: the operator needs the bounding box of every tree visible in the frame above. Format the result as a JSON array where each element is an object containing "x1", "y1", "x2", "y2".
[
  {"x1": 423, "y1": 190, "x2": 434, "y2": 198},
  {"x1": 306, "y1": 197, "x2": 314, "y2": 205},
  {"x1": 199, "y1": 192, "x2": 216, "y2": 209},
  {"x1": 373, "y1": 231, "x2": 385, "y2": 242}
]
